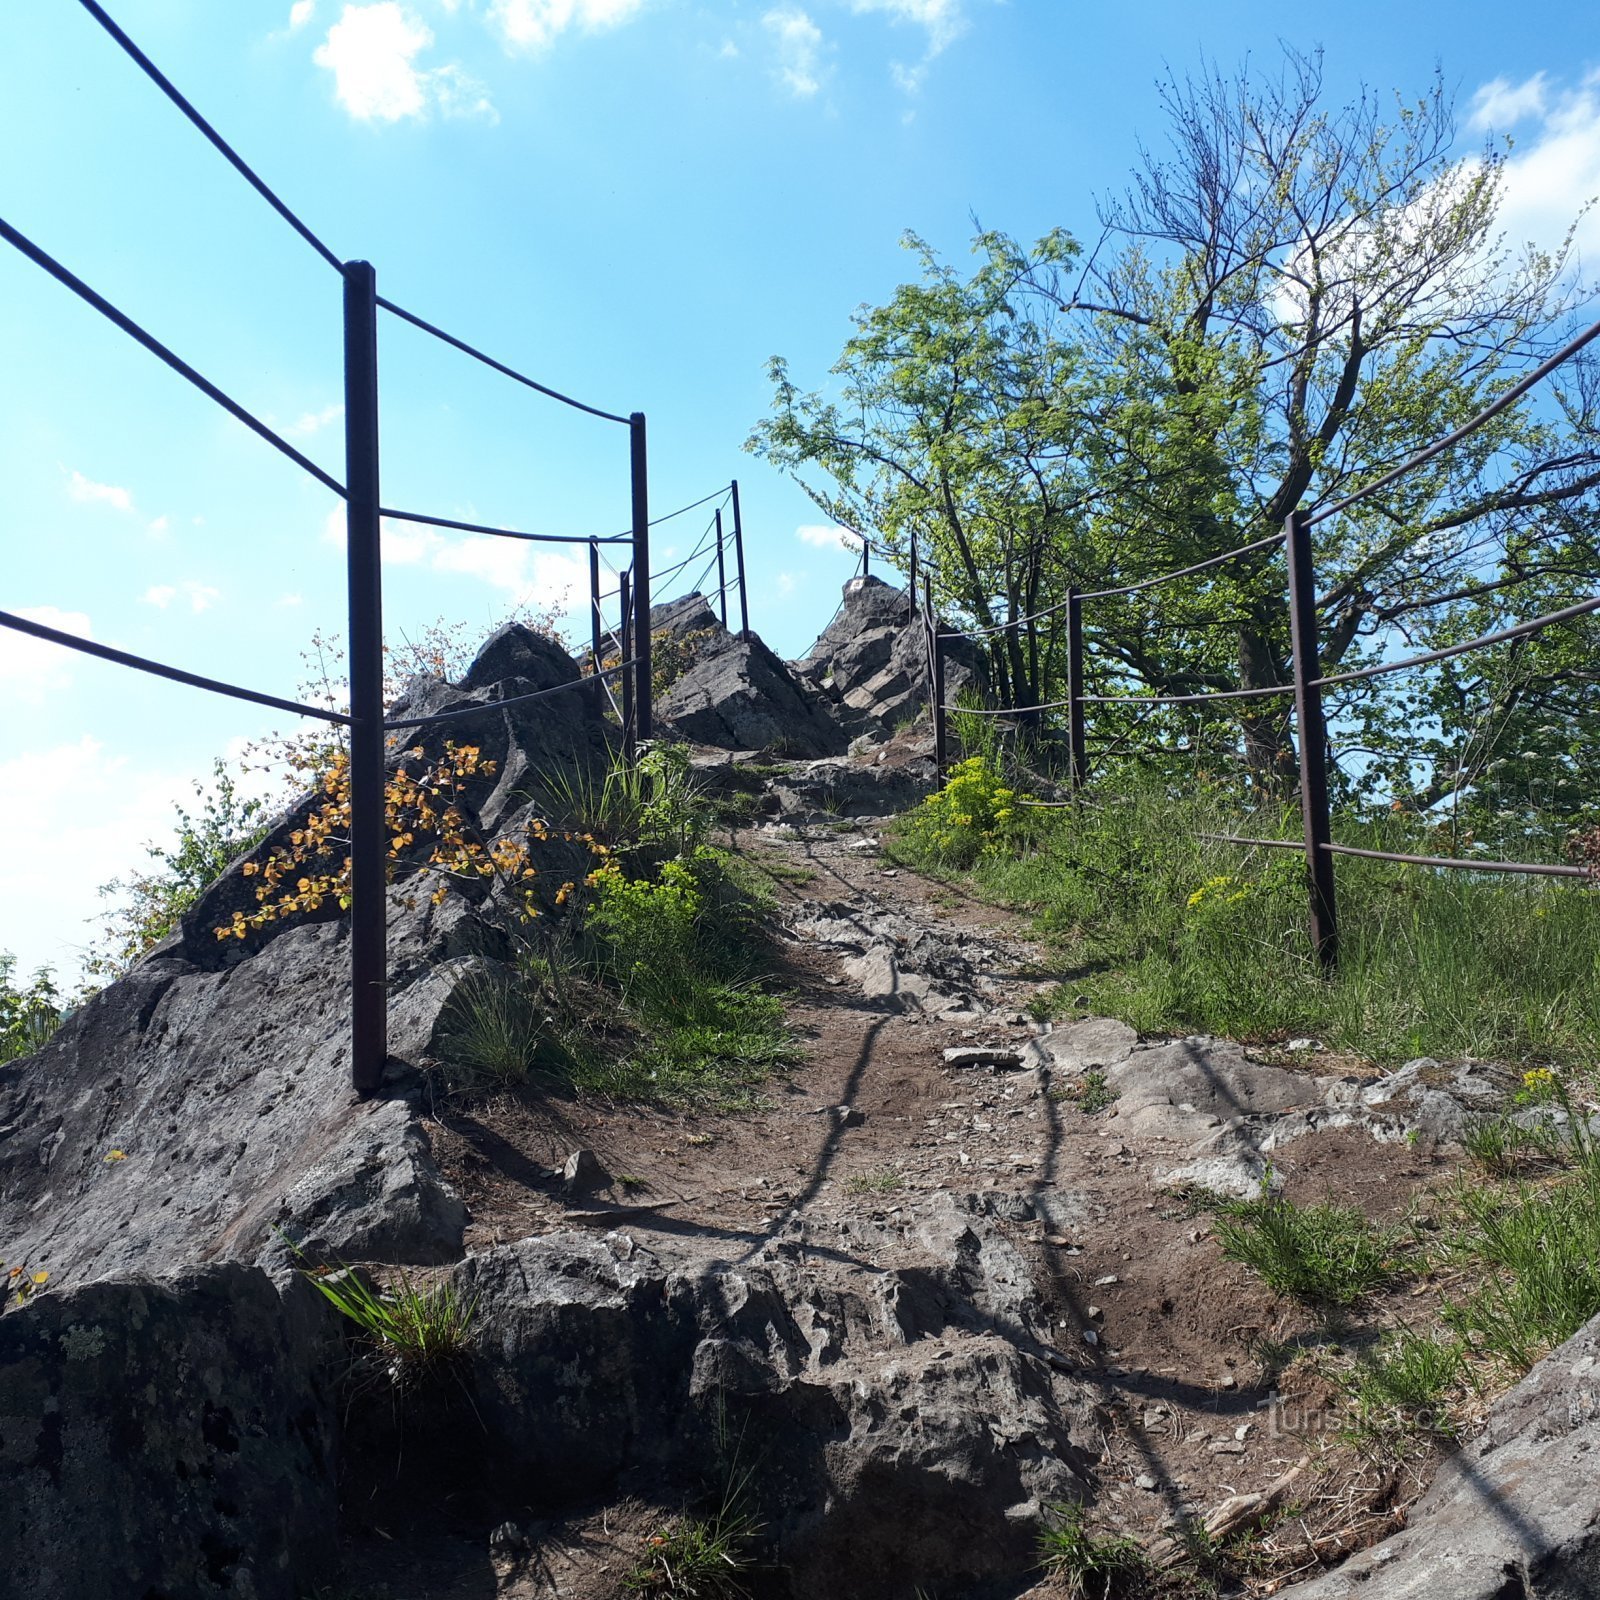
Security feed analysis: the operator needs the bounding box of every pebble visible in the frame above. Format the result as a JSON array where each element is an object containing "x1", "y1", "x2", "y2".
[
  {"x1": 1094, "y1": 1274, "x2": 1121, "y2": 1287},
  {"x1": 1208, "y1": 1439, "x2": 1246, "y2": 1456},
  {"x1": 1082, "y1": 1329, "x2": 1099, "y2": 1347},
  {"x1": 1135, "y1": 1473, "x2": 1158, "y2": 1492}
]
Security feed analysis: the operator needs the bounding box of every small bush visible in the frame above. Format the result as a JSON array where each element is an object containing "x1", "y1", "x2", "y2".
[
  {"x1": 1038, "y1": 1504, "x2": 1151, "y2": 1597},
  {"x1": 0, "y1": 954, "x2": 62, "y2": 1065},
  {"x1": 897, "y1": 757, "x2": 1037, "y2": 867},
  {"x1": 1215, "y1": 1192, "x2": 1398, "y2": 1308}
]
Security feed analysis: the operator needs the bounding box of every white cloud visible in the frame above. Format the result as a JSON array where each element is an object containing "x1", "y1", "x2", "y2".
[
  {"x1": 276, "y1": 593, "x2": 306, "y2": 608},
  {"x1": 141, "y1": 581, "x2": 221, "y2": 614},
  {"x1": 1469, "y1": 72, "x2": 1549, "y2": 132},
  {"x1": 313, "y1": 3, "x2": 496, "y2": 123},
  {"x1": 764, "y1": 7, "x2": 824, "y2": 98},
  {"x1": 1490, "y1": 71, "x2": 1600, "y2": 271},
  {"x1": 285, "y1": 402, "x2": 344, "y2": 438},
  {"x1": 0, "y1": 605, "x2": 93, "y2": 705},
  {"x1": 776, "y1": 572, "x2": 798, "y2": 594},
  {"x1": 489, "y1": 0, "x2": 646, "y2": 52},
  {"x1": 289, "y1": 0, "x2": 317, "y2": 30},
  {"x1": 66, "y1": 470, "x2": 133, "y2": 513},
  {"x1": 795, "y1": 522, "x2": 859, "y2": 550},
  {"x1": 0, "y1": 738, "x2": 223, "y2": 985},
  {"x1": 851, "y1": 0, "x2": 964, "y2": 92},
  {"x1": 147, "y1": 514, "x2": 170, "y2": 536}
]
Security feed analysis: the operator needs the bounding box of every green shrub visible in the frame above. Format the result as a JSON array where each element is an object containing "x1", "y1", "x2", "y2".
[
  {"x1": 897, "y1": 756, "x2": 1037, "y2": 867},
  {"x1": 1037, "y1": 1504, "x2": 1151, "y2": 1597},
  {"x1": 1341, "y1": 1327, "x2": 1464, "y2": 1445},
  {"x1": 301, "y1": 1263, "x2": 477, "y2": 1385}
]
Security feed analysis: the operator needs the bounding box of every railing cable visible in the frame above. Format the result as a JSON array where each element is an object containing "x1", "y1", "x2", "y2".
[
  {"x1": 1, "y1": 608, "x2": 353, "y2": 724},
  {"x1": 73, "y1": 0, "x2": 345, "y2": 273},
  {"x1": 0, "y1": 214, "x2": 346, "y2": 497}
]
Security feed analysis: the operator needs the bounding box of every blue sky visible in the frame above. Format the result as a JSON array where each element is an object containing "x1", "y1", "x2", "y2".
[{"x1": 3, "y1": 0, "x2": 1597, "y2": 982}]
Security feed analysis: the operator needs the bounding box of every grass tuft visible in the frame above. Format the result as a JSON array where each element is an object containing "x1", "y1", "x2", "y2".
[
  {"x1": 302, "y1": 1263, "x2": 477, "y2": 1385},
  {"x1": 1038, "y1": 1504, "x2": 1151, "y2": 1597},
  {"x1": 1214, "y1": 1191, "x2": 1398, "y2": 1308}
]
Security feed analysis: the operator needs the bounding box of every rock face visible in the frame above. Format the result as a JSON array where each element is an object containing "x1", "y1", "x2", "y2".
[
  {"x1": 1279, "y1": 1308, "x2": 1600, "y2": 1599},
  {"x1": 653, "y1": 595, "x2": 849, "y2": 757},
  {"x1": 456, "y1": 1194, "x2": 1100, "y2": 1595},
  {"x1": 0, "y1": 1264, "x2": 339, "y2": 1600},
  {"x1": 0, "y1": 623, "x2": 621, "y2": 1294},
  {"x1": 796, "y1": 575, "x2": 987, "y2": 733}
]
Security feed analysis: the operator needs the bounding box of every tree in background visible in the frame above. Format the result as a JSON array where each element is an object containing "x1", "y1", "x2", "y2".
[
  {"x1": 1, "y1": 954, "x2": 62, "y2": 1065},
  {"x1": 753, "y1": 48, "x2": 1600, "y2": 815}
]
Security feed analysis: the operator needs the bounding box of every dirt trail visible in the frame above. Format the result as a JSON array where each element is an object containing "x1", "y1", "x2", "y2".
[{"x1": 412, "y1": 815, "x2": 1464, "y2": 1597}]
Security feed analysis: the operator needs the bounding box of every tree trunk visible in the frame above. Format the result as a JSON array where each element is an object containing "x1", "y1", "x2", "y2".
[{"x1": 1236, "y1": 623, "x2": 1296, "y2": 793}]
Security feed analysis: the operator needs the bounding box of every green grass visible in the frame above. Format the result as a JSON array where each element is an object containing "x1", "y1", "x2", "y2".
[
  {"x1": 1053, "y1": 1069, "x2": 1119, "y2": 1113},
  {"x1": 892, "y1": 766, "x2": 1600, "y2": 1073},
  {"x1": 1339, "y1": 1327, "x2": 1464, "y2": 1447},
  {"x1": 1038, "y1": 1504, "x2": 1152, "y2": 1597},
  {"x1": 625, "y1": 1512, "x2": 758, "y2": 1598},
  {"x1": 1214, "y1": 1192, "x2": 1399, "y2": 1308},
  {"x1": 301, "y1": 1263, "x2": 477, "y2": 1384},
  {"x1": 846, "y1": 1167, "x2": 904, "y2": 1195}
]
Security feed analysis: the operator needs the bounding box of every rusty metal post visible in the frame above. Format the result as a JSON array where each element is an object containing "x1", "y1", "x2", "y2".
[
  {"x1": 714, "y1": 508, "x2": 728, "y2": 628},
  {"x1": 925, "y1": 573, "x2": 946, "y2": 779},
  {"x1": 1066, "y1": 587, "x2": 1088, "y2": 789},
  {"x1": 908, "y1": 530, "x2": 918, "y2": 619},
  {"x1": 618, "y1": 570, "x2": 635, "y2": 767},
  {"x1": 1285, "y1": 510, "x2": 1339, "y2": 971},
  {"x1": 629, "y1": 412, "x2": 651, "y2": 742},
  {"x1": 587, "y1": 539, "x2": 604, "y2": 707},
  {"x1": 341, "y1": 259, "x2": 386, "y2": 1095}
]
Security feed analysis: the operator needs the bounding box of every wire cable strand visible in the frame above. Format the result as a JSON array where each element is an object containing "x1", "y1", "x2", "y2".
[
  {"x1": 1311, "y1": 594, "x2": 1600, "y2": 689},
  {"x1": 375, "y1": 296, "x2": 629, "y2": 427},
  {"x1": 384, "y1": 658, "x2": 639, "y2": 730},
  {"x1": 73, "y1": 0, "x2": 344, "y2": 273},
  {"x1": 648, "y1": 486, "x2": 731, "y2": 527},
  {"x1": 1307, "y1": 312, "x2": 1600, "y2": 527},
  {"x1": 1199, "y1": 831, "x2": 1588, "y2": 879},
  {"x1": 378, "y1": 508, "x2": 632, "y2": 546},
  {"x1": 0, "y1": 214, "x2": 346, "y2": 497},
  {"x1": 1, "y1": 608, "x2": 353, "y2": 724}
]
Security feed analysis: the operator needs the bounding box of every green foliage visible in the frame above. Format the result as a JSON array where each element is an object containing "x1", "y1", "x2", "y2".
[
  {"x1": 897, "y1": 757, "x2": 1037, "y2": 867},
  {"x1": 545, "y1": 743, "x2": 708, "y2": 859},
  {"x1": 943, "y1": 768, "x2": 1600, "y2": 1072},
  {"x1": 1056, "y1": 1070, "x2": 1118, "y2": 1114},
  {"x1": 91, "y1": 759, "x2": 271, "y2": 976},
  {"x1": 434, "y1": 963, "x2": 592, "y2": 1092},
  {"x1": 1037, "y1": 1504, "x2": 1151, "y2": 1597},
  {"x1": 1340, "y1": 1328, "x2": 1464, "y2": 1445},
  {"x1": 846, "y1": 1168, "x2": 904, "y2": 1195},
  {"x1": 0, "y1": 953, "x2": 62, "y2": 1065},
  {"x1": 752, "y1": 51, "x2": 1600, "y2": 803},
  {"x1": 1215, "y1": 1190, "x2": 1398, "y2": 1308},
  {"x1": 301, "y1": 1263, "x2": 477, "y2": 1384}
]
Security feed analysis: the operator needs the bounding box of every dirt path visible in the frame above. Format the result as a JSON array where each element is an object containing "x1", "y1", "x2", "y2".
[{"x1": 409, "y1": 814, "x2": 1467, "y2": 1596}]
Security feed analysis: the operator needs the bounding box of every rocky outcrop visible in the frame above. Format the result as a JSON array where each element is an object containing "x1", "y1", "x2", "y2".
[
  {"x1": 652, "y1": 594, "x2": 848, "y2": 757},
  {"x1": 796, "y1": 575, "x2": 986, "y2": 733},
  {"x1": 0, "y1": 623, "x2": 622, "y2": 1294},
  {"x1": 1279, "y1": 1308, "x2": 1600, "y2": 1599},
  {"x1": 456, "y1": 1194, "x2": 1099, "y2": 1595},
  {"x1": 0, "y1": 1264, "x2": 339, "y2": 1600}
]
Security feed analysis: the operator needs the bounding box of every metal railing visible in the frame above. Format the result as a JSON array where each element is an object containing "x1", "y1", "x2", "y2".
[
  {"x1": 3, "y1": 0, "x2": 754, "y2": 1093},
  {"x1": 899, "y1": 312, "x2": 1600, "y2": 972}
]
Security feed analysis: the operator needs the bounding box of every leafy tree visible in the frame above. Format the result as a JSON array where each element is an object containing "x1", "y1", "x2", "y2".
[
  {"x1": 0, "y1": 954, "x2": 62, "y2": 1064},
  {"x1": 90, "y1": 761, "x2": 272, "y2": 977},
  {"x1": 753, "y1": 49, "x2": 1600, "y2": 806}
]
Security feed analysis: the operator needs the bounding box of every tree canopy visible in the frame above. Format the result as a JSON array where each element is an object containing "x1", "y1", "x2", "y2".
[{"x1": 751, "y1": 49, "x2": 1600, "y2": 821}]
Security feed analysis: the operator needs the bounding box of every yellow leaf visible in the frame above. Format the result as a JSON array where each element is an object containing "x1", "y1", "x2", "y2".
[{"x1": 104, "y1": 1149, "x2": 127, "y2": 1163}]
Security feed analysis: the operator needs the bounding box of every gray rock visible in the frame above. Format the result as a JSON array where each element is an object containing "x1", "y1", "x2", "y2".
[
  {"x1": 795, "y1": 576, "x2": 987, "y2": 733},
  {"x1": 943, "y1": 1047, "x2": 1025, "y2": 1071},
  {"x1": 563, "y1": 1148, "x2": 609, "y2": 1194},
  {"x1": 1023, "y1": 1017, "x2": 1138, "y2": 1075},
  {"x1": 455, "y1": 1193, "x2": 1100, "y2": 1596},
  {"x1": 1279, "y1": 1309, "x2": 1600, "y2": 1599},
  {"x1": 1104, "y1": 1037, "x2": 1321, "y2": 1141},
  {"x1": 0, "y1": 1264, "x2": 338, "y2": 1600}
]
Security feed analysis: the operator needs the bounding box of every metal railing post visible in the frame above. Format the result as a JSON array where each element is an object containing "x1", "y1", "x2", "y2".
[
  {"x1": 908, "y1": 529, "x2": 918, "y2": 618},
  {"x1": 618, "y1": 570, "x2": 636, "y2": 767},
  {"x1": 342, "y1": 259, "x2": 387, "y2": 1095},
  {"x1": 587, "y1": 538, "x2": 604, "y2": 707},
  {"x1": 925, "y1": 573, "x2": 946, "y2": 779},
  {"x1": 730, "y1": 478, "x2": 750, "y2": 640},
  {"x1": 629, "y1": 412, "x2": 652, "y2": 741},
  {"x1": 714, "y1": 508, "x2": 728, "y2": 628},
  {"x1": 1285, "y1": 510, "x2": 1339, "y2": 971},
  {"x1": 1066, "y1": 587, "x2": 1088, "y2": 790}
]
